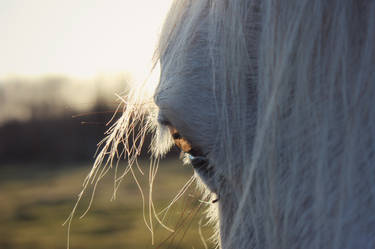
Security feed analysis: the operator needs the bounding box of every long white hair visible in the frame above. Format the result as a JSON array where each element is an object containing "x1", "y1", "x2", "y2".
[{"x1": 69, "y1": 0, "x2": 375, "y2": 248}]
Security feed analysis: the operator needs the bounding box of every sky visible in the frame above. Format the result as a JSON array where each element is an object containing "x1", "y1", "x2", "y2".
[{"x1": 0, "y1": 0, "x2": 173, "y2": 81}]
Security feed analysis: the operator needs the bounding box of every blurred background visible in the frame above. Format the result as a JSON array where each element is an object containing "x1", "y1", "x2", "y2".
[{"x1": 0, "y1": 1, "x2": 214, "y2": 248}]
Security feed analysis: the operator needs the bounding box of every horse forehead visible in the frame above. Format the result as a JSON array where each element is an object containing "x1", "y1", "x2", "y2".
[
  {"x1": 154, "y1": 42, "x2": 217, "y2": 153},
  {"x1": 155, "y1": 8, "x2": 212, "y2": 100},
  {"x1": 154, "y1": 66, "x2": 211, "y2": 114},
  {"x1": 154, "y1": 25, "x2": 213, "y2": 114}
]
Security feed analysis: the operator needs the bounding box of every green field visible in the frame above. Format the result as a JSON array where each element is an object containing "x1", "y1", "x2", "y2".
[{"x1": 0, "y1": 159, "x2": 215, "y2": 249}]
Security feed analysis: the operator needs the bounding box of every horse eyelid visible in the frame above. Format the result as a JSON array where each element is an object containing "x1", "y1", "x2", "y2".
[
  {"x1": 159, "y1": 120, "x2": 171, "y2": 126},
  {"x1": 160, "y1": 121, "x2": 204, "y2": 156},
  {"x1": 157, "y1": 114, "x2": 171, "y2": 126}
]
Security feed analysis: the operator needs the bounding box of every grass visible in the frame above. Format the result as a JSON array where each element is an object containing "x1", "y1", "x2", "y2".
[{"x1": 0, "y1": 159, "x2": 215, "y2": 249}]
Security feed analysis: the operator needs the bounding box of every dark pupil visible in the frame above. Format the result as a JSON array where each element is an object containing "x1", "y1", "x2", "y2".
[{"x1": 172, "y1": 133, "x2": 181, "y2": 139}]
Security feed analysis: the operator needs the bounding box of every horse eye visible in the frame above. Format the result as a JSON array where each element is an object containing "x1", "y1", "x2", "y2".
[{"x1": 168, "y1": 127, "x2": 202, "y2": 156}]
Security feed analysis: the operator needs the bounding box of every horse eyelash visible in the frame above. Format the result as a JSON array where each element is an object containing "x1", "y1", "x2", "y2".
[
  {"x1": 164, "y1": 125, "x2": 215, "y2": 185},
  {"x1": 168, "y1": 128, "x2": 219, "y2": 203},
  {"x1": 188, "y1": 154, "x2": 209, "y2": 169}
]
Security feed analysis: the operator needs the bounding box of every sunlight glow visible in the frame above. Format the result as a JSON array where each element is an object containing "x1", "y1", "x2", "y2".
[{"x1": 0, "y1": 0, "x2": 173, "y2": 80}]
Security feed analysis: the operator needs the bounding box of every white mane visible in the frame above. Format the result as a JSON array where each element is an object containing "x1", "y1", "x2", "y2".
[
  {"x1": 69, "y1": 0, "x2": 375, "y2": 248},
  {"x1": 156, "y1": 1, "x2": 375, "y2": 248}
]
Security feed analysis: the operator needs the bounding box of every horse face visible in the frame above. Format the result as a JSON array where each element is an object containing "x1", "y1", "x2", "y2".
[
  {"x1": 152, "y1": 1, "x2": 375, "y2": 248},
  {"x1": 153, "y1": 2, "x2": 258, "y2": 247},
  {"x1": 154, "y1": 13, "x2": 224, "y2": 195},
  {"x1": 155, "y1": 20, "x2": 215, "y2": 147}
]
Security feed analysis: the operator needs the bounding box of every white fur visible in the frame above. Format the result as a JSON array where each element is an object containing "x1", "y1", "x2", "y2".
[
  {"x1": 154, "y1": 0, "x2": 375, "y2": 248},
  {"x1": 73, "y1": 1, "x2": 375, "y2": 249}
]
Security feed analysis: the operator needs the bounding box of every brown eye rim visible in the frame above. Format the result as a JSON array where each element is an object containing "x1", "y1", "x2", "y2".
[
  {"x1": 167, "y1": 126, "x2": 203, "y2": 157},
  {"x1": 157, "y1": 115, "x2": 204, "y2": 156}
]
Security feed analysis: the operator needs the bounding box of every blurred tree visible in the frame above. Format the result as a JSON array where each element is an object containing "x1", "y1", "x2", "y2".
[{"x1": 0, "y1": 75, "x2": 136, "y2": 166}]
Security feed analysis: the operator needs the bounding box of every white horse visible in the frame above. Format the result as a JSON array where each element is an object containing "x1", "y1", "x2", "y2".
[{"x1": 69, "y1": 0, "x2": 375, "y2": 248}]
